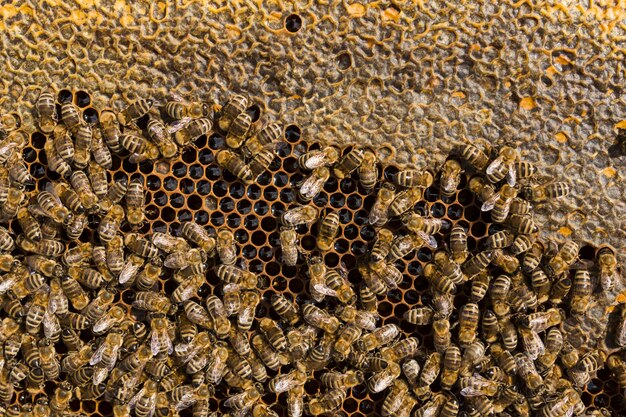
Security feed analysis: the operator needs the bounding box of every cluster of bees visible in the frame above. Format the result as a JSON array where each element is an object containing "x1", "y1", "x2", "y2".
[{"x1": 0, "y1": 88, "x2": 619, "y2": 417}]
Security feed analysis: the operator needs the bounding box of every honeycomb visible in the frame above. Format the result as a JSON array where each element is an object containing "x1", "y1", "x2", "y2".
[
  {"x1": 0, "y1": 88, "x2": 622, "y2": 417},
  {"x1": 0, "y1": 0, "x2": 623, "y2": 260}
]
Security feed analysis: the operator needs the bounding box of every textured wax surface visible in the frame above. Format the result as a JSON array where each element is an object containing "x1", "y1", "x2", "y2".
[{"x1": 0, "y1": 0, "x2": 624, "y2": 256}]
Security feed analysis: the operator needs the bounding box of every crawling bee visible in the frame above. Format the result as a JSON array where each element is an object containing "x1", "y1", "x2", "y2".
[
  {"x1": 481, "y1": 183, "x2": 517, "y2": 223},
  {"x1": 36, "y1": 90, "x2": 58, "y2": 133},
  {"x1": 147, "y1": 118, "x2": 178, "y2": 159},
  {"x1": 358, "y1": 149, "x2": 378, "y2": 193},
  {"x1": 118, "y1": 98, "x2": 153, "y2": 126},
  {"x1": 522, "y1": 181, "x2": 570, "y2": 202},
  {"x1": 242, "y1": 121, "x2": 282, "y2": 158},
  {"x1": 317, "y1": 211, "x2": 340, "y2": 251},
  {"x1": 439, "y1": 159, "x2": 463, "y2": 196},
  {"x1": 461, "y1": 143, "x2": 491, "y2": 171},
  {"x1": 486, "y1": 145, "x2": 518, "y2": 185},
  {"x1": 280, "y1": 205, "x2": 319, "y2": 227},
  {"x1": 546, "y1": 240, "x2": 579, "y2": 277},
  {"x1": 333, "y1": 147, "x2": 364, "y2": 179},
  {"x1": 165, "y1": 96, "x2": 209, "y2": 120},
  {"x1": 216, "y1": 149, "x2": 253, "y2": 185},
  {"x1": 216, "y1": 228, "x2": 237, "y2": 265},
  {"x1": 172, "y1": 118, "x2": 213, "y2": 147},
  {"x1": 218, "y1": 94, "x2": 248, "y2": 132},
  {"x1": 396, "y1": 169, "x2": 434, "y2": 189},
  {"x1": 279, "y1": 227, "x2": 299, "y2": 266},
  {"x1": 597, "y1": 246, "x2": 618, "y2": 290},
  {"x1": 299, "y1": 145, "x2": 341, "y2": 170},
  {"x1": 369, "y1": 182, "x2": 396, "y2": 226},
  {"x1": 298, "y1": 167, "x2": 329, "y2": 202}
]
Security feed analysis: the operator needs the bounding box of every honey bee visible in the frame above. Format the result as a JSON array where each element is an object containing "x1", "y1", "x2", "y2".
[
  {"x1": 361, "y1": 258, "x2": 402, "y2": 293},
  {"x1": 277, "y1": 227, "x2": 298, "y2": 266},
  {"x1": 99, "y1": 110, "x2": 123, "y2": 153},
  {"x1": 205, "y1": 343, "x2": 229, "y2": 384},
  {"x1": 125, "y1": 178, "x2": 145, "y2": 227},
  {"x1": 172, "y1": 118, "x2": 213, "y2": 148},
  {"x1": 393, "y1": 392, "x2": 417, "y2": 417},
  {"x1": 119, "y1": 254, "x2": 146, "y2": 287},
  {"x1": 570, "y1": 268, "x2": 592, "y2": 315},
  {"x1": 459, "y1": 373, "x2": 501, "y2": 397},
  {"x1": 333, "y1": 323, "x2": 362, "y2": 360},
  {"x1": 307, "y1": 389, "x2": 347, "y2": 416},
  {"x1": 366, "y1": 361, "x2": 400, "y2": 393},
  {"x1": 204, "y1": 295, "x2": 230, "y2": 339},
  {"x1": 522, "y1": 181, "x2": 570, "y2": 203},
  {"x1": 42, "y1": 147, "x2": 69, "y2": 182},
  {"x1": 90, "y1": 330, "x2": 124, "y2": 384},
  {"x1": 36, "y1": 90, "x2": 57, "y2": 133},
  {"x1": 481, "y1": 184, "x2": 517, "y2": 223},
  {"x1": 149, "y1": 313, "x2": 174, "y2": 357},
  {"x1": 515, "y1": 353, "x2": 542, "y2": 390},
  {"x1": 490, "y1": 249, "x2": 519, "y2": 274},
  {"x1": 395, "y1": 169, "x2": 434, "y2": 189},
  {"x1": 299, "y1": 146, "x2": 341, "y2": 171},
  {"x1": 357, "y1": 149, "x2": 378, "y2": 193},
  {"x1": 521, "y1": 239, "x2": 544, "y2": 272},
  {"x1": 86, "y1": 161, "x2": 108, "y2": 199},
  {"x1": 165, "y1": 96, "x2": 209, "y2": 120},
  {"x1": 91, "y1": 127, "x2": 112, "y2": 169},
  {"x1": 380, "y1": 337, "x2": 420, "y2": 363},
  {"x1": 369, "y1": 182, "x2": 396, "y2": 226},
  {"x1": 387, "y1": 232, "x2": 437, "y2": 263},
  {"x1": 597, "y1": 246, "x2": 618, "y2": 290},
  {"x1": 214, "y1": 228, "x2": 237, "y2": 265},
  {"x1": 298, "y1": 167, "x2": 329, "y2": 202},
  {"x1": 69, "y1": 171, "x2": 99, "y2": 212},
  {"x1": 287, "y1": 385, "x2": 305, "y2": 417},
  {"x1": 517, "y1": 327, "x2": 545, "y2": 360},
  {"x1": 50, "y1": 382, "x2": 73, "y2": 415},
  {"x1": 546, "y1": 240, "x2": 580, "y2": 277},
  {"x1": 92, "y1": 305, "x2": 125, "y2": 335},
  {"x1": 313, "y1": 211, "x2": 340, "y2": 251},
  {"x1": 356, "y1": 324, "x2": 399, "y2": 352},
  {"x1": 61, "y1": 102, "x2": 82, "y2": 132},
  {"x1": 486, "y1": 145, "x2": 518, "y2": 185},
  {"x1": 536, "y1": 328, "x2": 564, "y2": 371},
  {"x1": 382, "y1": 379, "x2": 409, "y2": 417},
  {"x1": 118, "y1": 99, "x2": 153, "y2": 126},
  {"x1": 215, "y1": 149, "x2": 253, "y2": 185},
  {"x1": 6, "y1": 155, "x2": 32, "y2": 189},
  {"x1": 73, "y1": 123, "x2": 93, "y2": 168},
  {"x1": 440, "y1": 159, "x2": 463, "y2": 196},
  {"x1": 238, "y1": 291, "x2": 260, "y2": 331},
  {"x1": 268, "y1": 368, "x2": 308, "y2": 393},
  {"x1": 270, "y1": 294, "x2": 299, "y2": 325},
  {"x1": 217, "y1": 264, "x2": 257, "y2": 289},
  {"x1": 424, "y1": 263, "x2": 456, "y2": 294},
  {"x1": 226, "y1": 111, "x2": 253, "y2": 149},
  {"x1": 510, "y1": 233, "x2": 536, "y2": 256},
  {"x1": 458, "y1": 302, "x2": 480, "y2": 347},
  {"x1": 180, "y1": 222, "x2": 216, "y2": 254},
  {"x1": 251, "y1": 333, "x2": 280, "y2": 371},
  {"x1": 549, "y1": 275, "x2": 572, "y2": 305},
  {"x1": 218, "y1": 94, "x2": 248, "y2": 131},
  {"x1": 438, "y1": 345, "x2": 462, "y2": 391},
  {"x1": 414, "y1": 351, "x2": 442, "y2": 399},
  {"x1": 462, "y1": 250, "x2": 492, "y2": 279},
  {"x1": 606, "y1": 355, "x2": 626, "y2": 390},
  {"x1": 281, "y1": 205, "x2": 319, "y2": 227},
  {"x1": 445, "y1": 225, "x2": 469, "y2": 265},
  {"x1": 461, "y1": 143, "x2": 491, "y2": 171},
  {"x1": 388, "y1": 188, "x2": 423, "y2": 217},
  {"x1": 52, "y1": 125, "x2": 75, "y2": 163},
  {"x1": 241, "y1": 121, "x2": 281, "y2": 158},
  {"x1": 333, "y1": 147, "x2": 364, "y2": 179},
  {"x1": 302, "y1": 303, "x2": 339, "y2": 333},
  {"x1": 508, "y1": 213, "x2": 539, "y2": 234}
]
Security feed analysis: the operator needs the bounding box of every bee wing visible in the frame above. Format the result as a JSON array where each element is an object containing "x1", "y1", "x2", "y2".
[
  {"x1": 89, "y1": 342, "x2": 107, "y2": 366},
  {"x1": 417, "y1": 232, "x2": 438, "y2": 250},
  {"x1": 600, "y1": 271, "x2": 618, "y2": 291},
  {"x1": 128, "y1": 387, "x2": 145, "y2": 408},
  {"x1": 485, "y1": 156, "x2": 503, "y2": 175},
  {"x1": 481, "y1": 192, "x2": 500, "y2": 212},
  {"x1": 166, "y1": 118, "x2": 192, "y2": 134},
  {"x1": 174, "y1": 392, "x2": 197, "y2": 411},
  {"x1": 459, "y1": 387, "x2": 486, "y2": 397},
  {"x1": 43, "y1": 310, "x2": 61, "y2": 339},
  {"x1": 170, "y1": 92, "x2": 184, "y2": 103},
  {"x1": 506, "y1": 163, "x2": 517, "y2": 187}
]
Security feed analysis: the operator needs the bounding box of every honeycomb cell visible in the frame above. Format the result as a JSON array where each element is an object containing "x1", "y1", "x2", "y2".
[
  {"x1": 198, "y1": 149, "x2": 214, "y2": 165},
  {"x1": 447, "y1": 204, "x2": 463, "y2": 220},
  {"x1": 282, "y1": 157, "x2": 299, "y2": 173},
  {"x1": 464, "y1": 206, "x2": 480, "y2": 222},
  {"x1": 244, "y1": 215, "x2": 260, "y2": 230},
  {"x1": 471, "y1": 222, "x2": 487, "y2": 238},
  {"x1": 261, "y1": 217, "x2": 277, "y2": 233},
  {"x1": 58, "y1": 89, "x2": 72, "y2": 103},
  {"x1": 280, "y1": 188, "x2": 296, "y2": 204},
  {"x1": 194, "y1": 211, "x2": 209, "y2": 224},
  {"x1": 208, "y1": 134, "x2": 225, "y2": 150},
  {"x1": 210, "y1": 211, "x2": 225, "y2": 227},
  {"x1": 169, "y1": 193, "x2": 185, "y2": 208},
  {"x1": 226, "y1": 213, "x2": 241, "y2": 228},
  {"x1": 31, "y1": 132, "x2": 46, "y2": 149},
  {"x1": 213, "y1": 181, "x2": 228, "y2": 197},
  {"x1": 347, "y1": 194, "x2": 363, "y2": 210},
  {"x1": 83, "y1": 107, "x2": 99, "y2": 124},
  {"x1": 430, "y1": 202, "x2": 446, "y2": 218},
  {"x1": 206, "y1": 165, "x2": 221, "y2": 180},
  {"x1": 163, "y1": 176, "x2": 178, "y2": 191}
]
